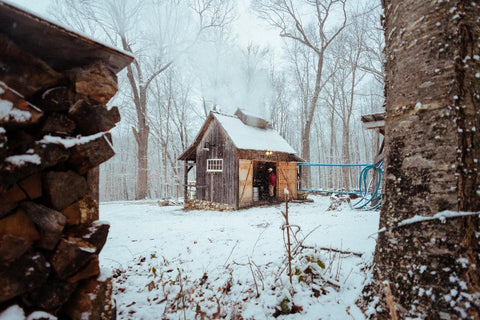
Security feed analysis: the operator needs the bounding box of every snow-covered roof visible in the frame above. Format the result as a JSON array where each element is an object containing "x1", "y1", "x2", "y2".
[
  {"x1": 178, "y1": 110, "x2": 300, "y2": 161},
  {"x1": 213, "y1": 112, "x2": 296, "y2": 154}
]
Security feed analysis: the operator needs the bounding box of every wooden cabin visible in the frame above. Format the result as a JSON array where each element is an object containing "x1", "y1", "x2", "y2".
[
  {"x1": 361, "y1": 112, "x2": 385, "y2": 165},
  {"x1": 178, "y1": 109, "x2": 303, "y2": 209}
]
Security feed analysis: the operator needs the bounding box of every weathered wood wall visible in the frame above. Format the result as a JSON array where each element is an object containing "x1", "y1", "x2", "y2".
[
  {"x1": 196, "y1": 121, "x2": 237, "y2": 207},
  {"x1": 193, "y1": 118, "x2": 301, "y2": 209},
  {"x1": 236, "y1": 150, "x2": 297, "y2": 162},
  {"x1": 277, "y1": 161, "x2": 298, "y2": 200},
  {"x1": 238, "y1": 159, "x2": 253, "y2": 208}
]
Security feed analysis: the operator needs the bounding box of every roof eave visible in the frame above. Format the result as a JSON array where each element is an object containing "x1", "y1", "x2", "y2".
[
  {"x1": 0, "y1": 1, "x2": 134, "y2": 73},
  {"x1": 177, "y1": 112, "x2": 216, "y2": 162}
]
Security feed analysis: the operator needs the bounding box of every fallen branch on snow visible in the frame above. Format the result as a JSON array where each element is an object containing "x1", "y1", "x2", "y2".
[{"x1": 316, "y1": 247, "x2": 363, "y2": 257}]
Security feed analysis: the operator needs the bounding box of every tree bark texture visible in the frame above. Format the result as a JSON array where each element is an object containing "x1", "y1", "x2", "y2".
[
  {"x1": 133, "y1": 124, "x2": 150, "y2": 200},
  {"x1": 362, "y1": 1, "x2": 480, "y2": 318}
]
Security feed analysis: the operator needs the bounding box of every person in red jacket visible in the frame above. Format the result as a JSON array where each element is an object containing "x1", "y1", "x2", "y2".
[{"x1": 267, "y1": 167, "x2": 276, "y2": 202}]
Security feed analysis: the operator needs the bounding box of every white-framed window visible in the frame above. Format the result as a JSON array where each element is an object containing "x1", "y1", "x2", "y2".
[{"x1": 207, "y1": 158, "x2": 223, "y2": 172}]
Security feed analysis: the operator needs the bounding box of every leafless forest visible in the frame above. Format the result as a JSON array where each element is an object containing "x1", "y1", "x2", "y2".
[{"x1": 48, "y1": 0, "x2": 384, "y2": 201}]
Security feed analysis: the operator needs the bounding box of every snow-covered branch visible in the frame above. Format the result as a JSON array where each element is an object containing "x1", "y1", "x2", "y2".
[
  {"x1": 397, "y1": 210, "x2": 480, "y2": 227},
  {"x1": 372, "y1": 210, "x2": 480, "y2": 237}
]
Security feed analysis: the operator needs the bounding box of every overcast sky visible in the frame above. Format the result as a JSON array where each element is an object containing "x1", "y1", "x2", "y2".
[
  {"x1": 5, "y1": 0, "x2": 50, "y2": 15},
  {"x1": 5, "y1": 0, "x2": 281, "y2": 51}
]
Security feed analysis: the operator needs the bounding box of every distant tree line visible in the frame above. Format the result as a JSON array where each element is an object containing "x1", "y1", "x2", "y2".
[{"x1": 50, "y1": 0, "x2": 384, "y2": 201}]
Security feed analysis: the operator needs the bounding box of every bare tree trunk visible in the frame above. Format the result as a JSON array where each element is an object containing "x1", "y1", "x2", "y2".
[
  {"x1": 256, "y1": 0, "x2": 346, "y2": 190},
  {"x1": 341, "y1": 126, "x2": 350, "y2": 190},
  {"x1": 130, "y1": 80, "x2": 151, "y2": 200},
  {"x1": 133, "y1": 125, "x2": 150, "y2": 199},
  {"x1": 361, "y1": 0, "x2": 480, "y2": 318}
]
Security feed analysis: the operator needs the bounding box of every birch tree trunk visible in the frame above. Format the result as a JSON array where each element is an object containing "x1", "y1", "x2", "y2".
[{"x1": 362, "y1": 0, "x2": 480, "y2": 318}]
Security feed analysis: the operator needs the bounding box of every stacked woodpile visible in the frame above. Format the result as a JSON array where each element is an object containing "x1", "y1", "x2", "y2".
[
  {"x1": 184, "y1": 199, "x2": 235, "y2": 211},
  {"x1": 0, "y1": 34, "x2": 122, "y2": 319}
]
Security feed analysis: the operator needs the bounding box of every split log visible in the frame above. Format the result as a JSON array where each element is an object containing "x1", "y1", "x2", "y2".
[
  {"x1": 66, "y1": 61, "x2": 118, "y2": 105},
  {"x1": 0, "y1": 209, "x2": 39, "y2": 241},
  {"x1": 67, "y1": 133, "x2": 115, "y2": 175},
  {"x1": 18, "y1": 173, "x2": 42, "y2": 200},
  {"x1": 31, "y1": 86, "x2": 75, "y2": 113},
  {"x1": 0, "y1": 35, "x2": 61, "y2": 98},
  {"x1": 0, "y1": 209, "x2": 39, "y2": 265},
  {"x1": 21, "y1": 201, "x2": 66, "y2": 250},
  {"x1": 0, "y1": 141, "x2": 69, "y2": 194},
  {"x1": 67, "y1": 221, "x2": 109, "y2": 254},
  {"x1": 67, "y1": 255, "x2": 100, "y2": 284},
  {"x1": 0, "y1": 85, "x2": 43, "y2": 127},
  {"x1": 41, "y1": 113, "x2": 76, "y2": 136},
  {"x1": 0, "y1": 196, "x2": 17, "y2": 218},
  {"x1": 69, "y1": 99, "x2": 120, "y2": 135},
  {"x1": 50, "y1": 237, "x2": 95, "y2": 280},
  {"x1": 0, "y1": 184, "x2": 26, "y2": 218},
  {"x1": 0, "y1": 250, "x2": 49, "y2": 303},
  {"x1": 3, "y1": 183, "x2": 27, "y2": 202},
  {"x1": 43, "y1": 171, "x2": 89, "y2": 211},
  {"x1": 61, "y1": 195, "x2": 99, "y2": 225},
  {"x1": 35, "y1": 141, "x2": 70, "y2": 169},
  {"x1": 61, "y1": 277, "x2": 115, "y2": 320},
  {"x1": 4, "y1": 130, "x2": 35, "y2": 155},
  {"x1": 0, "y1": 235, "x2": 32, "y2": 266},
  {"x1": 21, "y1": 280, "x2": 77, "y2": 313}
]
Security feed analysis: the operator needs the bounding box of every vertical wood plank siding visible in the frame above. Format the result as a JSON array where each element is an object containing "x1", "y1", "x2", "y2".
[
  {"x1": 196, "y1": 121, "x2": 237, "y2": 207},
  {"x1": 195, "y1": 118, "x2": 300, "y2": 209},
  {"x1": 277, "y1": 161, "x2": 298, "y2": 200},
  {"x1": 238, "y1": 159, "x2": 253, "y2": 208}
]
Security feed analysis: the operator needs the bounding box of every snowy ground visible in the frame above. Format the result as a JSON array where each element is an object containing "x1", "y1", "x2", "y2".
[{"x1": 99, "y1": 195, "x2": 380, "y2": 319}]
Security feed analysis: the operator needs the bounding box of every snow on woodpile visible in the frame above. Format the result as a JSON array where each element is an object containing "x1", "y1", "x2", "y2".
[
  {"x1": 5, "y1": 153, "x2": 41, "y2": 166},
  {"x1": 0, "y1": 2, "x2": 132, "y2": 318},
  {"x1": 0, "y1": 98, "x2": 31, "y2": 122},
  {"x1": 0, "y1": 82, "x2": 42, "y2": 126},
  {"x1": 39, "y1": 132, "x2": 110, "y2": 149}
]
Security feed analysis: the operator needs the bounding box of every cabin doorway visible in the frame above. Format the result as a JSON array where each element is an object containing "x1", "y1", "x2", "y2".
[{"x1": 253, "y1": 161, "x2": 276, "y2": 202}]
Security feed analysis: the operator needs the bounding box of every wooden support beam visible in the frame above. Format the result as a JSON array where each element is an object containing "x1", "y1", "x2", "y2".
[{"x1": 361, "y1": 119, "x2": 386, "y2": 131}]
